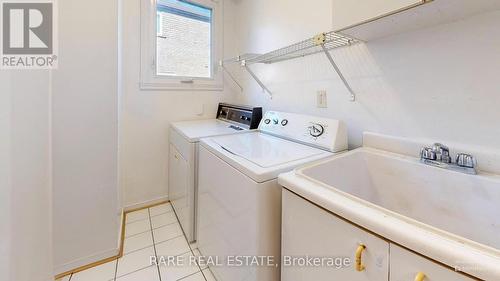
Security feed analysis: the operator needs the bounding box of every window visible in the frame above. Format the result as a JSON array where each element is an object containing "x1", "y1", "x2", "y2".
[
  {"x1": 141, "y1": 0, "x2": 222, "y2": 90},
  {"x1": 156, "y1": 0, "x2": 212, "y2": 78}
]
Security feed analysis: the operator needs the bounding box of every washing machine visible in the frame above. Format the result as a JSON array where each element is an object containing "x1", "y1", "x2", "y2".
[
  {"x1": 168, "y1": 103, "x2": 262, "y2": 243},
  {"x1": 197, "y1": 111, "x2": 348, "y2": 281}
]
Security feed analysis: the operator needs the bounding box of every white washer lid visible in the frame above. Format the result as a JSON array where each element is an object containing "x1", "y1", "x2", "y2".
[
  {"x1": 171, "y1": 119, "x2": 247, "y2": 142},
  {"x1": 200, "y1": 132, "x2": 335, "y2": 183},
  {"x1": 212, "y1": 133, "x2": 325, "y2": 168}
]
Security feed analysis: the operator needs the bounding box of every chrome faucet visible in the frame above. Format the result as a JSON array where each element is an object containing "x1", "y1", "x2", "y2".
[{"x1": 420, "y1": 143, "x2": 477, "y2": 175}]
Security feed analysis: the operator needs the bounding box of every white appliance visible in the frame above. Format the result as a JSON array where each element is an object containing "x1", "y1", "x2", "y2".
[
  {"x1": 168, "y1": 103, "x2": 262, "y2": 242},
  {"x1": 197, "y1": 111, "x2": 348, "y2": 281}
]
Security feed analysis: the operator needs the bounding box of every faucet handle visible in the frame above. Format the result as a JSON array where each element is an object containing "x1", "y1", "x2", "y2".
[
  {"x1": 456, "y1": 153, "x2": 477, "y2": 168},
  {"x1": 420, "y1": 147, "x2": 436, "y2": 160},
  {"x1": 432, "y1": 143, "x2": 451, "y2": 163}
]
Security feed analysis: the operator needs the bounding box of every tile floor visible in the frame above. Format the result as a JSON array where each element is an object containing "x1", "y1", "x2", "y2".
[{"x1": 57, "y1": 203, "x2": 216, "y2": 281}]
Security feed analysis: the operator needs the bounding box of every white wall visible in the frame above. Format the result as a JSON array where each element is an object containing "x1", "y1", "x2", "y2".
[
  {"x1": 234, "y1": 0, "x2": 500, "y2": 150},
  {"x1": 0, "y1": 70, "x2": 53, "y2": 281},
  {"x1": 51, "y1": 0, "x2": 120, "y2": 274},
  {"x1": 119, "y1": 0, "x2": 239, "y2": 207},
  {"x1": 0, "y1": 72, "x2": 9, "y2": 281}
]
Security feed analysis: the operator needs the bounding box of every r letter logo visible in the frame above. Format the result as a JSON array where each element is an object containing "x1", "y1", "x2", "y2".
[{"x1": 1, "y1": 1, "x2": 57, "y2": 69}]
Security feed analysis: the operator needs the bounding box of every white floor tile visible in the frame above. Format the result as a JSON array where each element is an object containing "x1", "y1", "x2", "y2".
[
  {"x1": 153, "y1": 223, "x2": 183, "y2": 244},
  {"x1": 155, "y1": 236, "x2": 191, "y2": 257},
  {"x1": 151, "y1": 211, "x2": 177, "y2": 229},
  {"x1": 126, "y1": 209, "x2": 149, "y2": 224},
  {"x1": 123, "y1": 231, "x2": 154, "y2": 254},
  {"x1": 159, "y1": 252, "x2": 200, "y2": 281},
  {"x1": 70, "y1": 260, "x2": 117, "y2": 281},
  {"x1": 115, "y1": 266, "x2": 160, "y2": 281},
  {"x1": 125, "y1": 218, "x2": 151, "y2": 237},
  {"x1": 191, "y1": 249, "x2": 207, "y2": 270},
  {"x1": 180, "y1": 272, "x2": 206, "y2": 281},
  {"x1": 202, "y1": 268, "x2": 217, "y2": 281},
  {"x1": 149, "y1": 203, "x2": 173, "y2": 217},
  {"x1": 116, "y1": 246, "x2": 156, "y2": 278}
]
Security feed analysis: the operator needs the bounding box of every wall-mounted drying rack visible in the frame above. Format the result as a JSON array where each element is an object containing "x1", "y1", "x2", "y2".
[{"x1": 219, "y1": 31, "x2": 360, "y2": 101}]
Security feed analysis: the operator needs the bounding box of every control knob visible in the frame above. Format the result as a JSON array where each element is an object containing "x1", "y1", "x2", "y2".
[{"x1": 308, "y1": 123, "x2": 324, "y2": 137}]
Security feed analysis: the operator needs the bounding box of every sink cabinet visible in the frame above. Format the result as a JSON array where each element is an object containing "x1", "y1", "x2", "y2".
[
  {"x1": 282, "y1": 189, "x2": 389, "y2": 281},
  {"x1": 390, "y1": 244, "x2": 475, "y2": 281},
  {"x1": 332, "y1": 0, "x2": 425, "y2": 31},
  {"x1": 281, "y1": 189, "x2": 476, "y2": 281}
]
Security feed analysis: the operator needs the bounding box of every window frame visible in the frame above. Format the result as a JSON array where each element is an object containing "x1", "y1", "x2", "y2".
[{"x1": 140, "y1": 0, "x2": 223, "y2": 91}]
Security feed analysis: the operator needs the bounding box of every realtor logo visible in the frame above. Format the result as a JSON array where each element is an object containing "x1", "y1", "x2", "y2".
[{"x1": 1, "y1": 0, "x2": 57, "y2": 69}]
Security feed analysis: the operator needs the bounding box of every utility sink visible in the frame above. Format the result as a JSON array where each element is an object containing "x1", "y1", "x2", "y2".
[
  {"x1": 278, "y1": 133, "x2": 500, "y2": 280},
  {"x1": 299, "y1": 147, "x2": 500, "y2": 251}
]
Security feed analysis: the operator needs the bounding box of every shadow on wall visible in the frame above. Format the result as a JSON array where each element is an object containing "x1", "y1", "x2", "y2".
[{"x1": 237, "y1": 10, "x2": 500, "y2": 150}]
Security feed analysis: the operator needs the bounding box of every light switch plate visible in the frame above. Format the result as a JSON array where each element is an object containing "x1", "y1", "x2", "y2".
[{"x1": 317, "y1": 90, "x2": 327, "y2": 108}]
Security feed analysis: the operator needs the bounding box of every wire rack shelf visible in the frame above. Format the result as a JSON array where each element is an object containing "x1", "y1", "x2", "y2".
[
  {"x1": 246, "y1": 31, "x2": 357, "y2": 65},
  {"x1": 219, "y1": 31, "x2": 360, "y2": 101}
]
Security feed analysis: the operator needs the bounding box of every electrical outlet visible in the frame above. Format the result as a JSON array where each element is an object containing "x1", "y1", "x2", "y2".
[{"x1": 317, "y1": 90, "x2": 327, "y2": 108}]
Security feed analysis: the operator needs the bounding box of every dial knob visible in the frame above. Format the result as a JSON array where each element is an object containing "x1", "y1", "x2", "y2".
[
  {"x1": 308, "y1": 124, "x2": 324, "y2": 137},
  {"x1": 264, "y1": 119, "x2": 271, "y2": 124},
  {"x1": 281, "y1": 119, "x2": 288, "y2": 126}
]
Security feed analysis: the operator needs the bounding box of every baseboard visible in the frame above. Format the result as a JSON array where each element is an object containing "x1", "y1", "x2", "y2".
[
  {"x1": 54, "y1": 199, "x2": 169, "y2": 280},
  {"x1": 54, "y1": 248, "x2": 119, "y2": 278},
  {"x1": 123, "y1": 196, "x2": 169, "y2": 212}
]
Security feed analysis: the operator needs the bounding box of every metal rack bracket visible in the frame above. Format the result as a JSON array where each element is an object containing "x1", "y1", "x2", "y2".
[
  {"x1": 313, "y1": 32, "x2": 356, "y2": 101},
  {"x1": 320, "y1": 44, "x2": 356, "y2": 101},
  {"x1": 241, "y1": 60, "x2": 273, "y2": 98},
  {"x1": 219, "y1": 60, "x2": 243, "y2": 91}
]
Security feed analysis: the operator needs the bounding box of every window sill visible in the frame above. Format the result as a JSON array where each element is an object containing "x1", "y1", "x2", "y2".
[{"x1": 139, "y1": 81, "x2": 224, "y2": 92}]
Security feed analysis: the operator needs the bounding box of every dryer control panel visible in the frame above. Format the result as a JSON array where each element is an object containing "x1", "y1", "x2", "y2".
[
  {"x1": 259, "y1": 111, "x2": 348, "y2": 152},
  {"x1": 216, "y1": 103, "x2": 262, "y2": 129}
]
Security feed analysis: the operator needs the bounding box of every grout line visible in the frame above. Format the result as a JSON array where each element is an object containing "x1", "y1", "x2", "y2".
[
  {"x1": 124, "y1": 228, "x2": 152, "y2": 239},
  {"x1": 125, "y1": 220, "x2": 179, "y2": 240},
  {"x1": 125, "y1": 216, "x2": 150, "y2": 225},
  {"x1": 115, "y1": 265, "x2": 157, "y2": 280},
  {"x1": 199, "y1": 269, "x2": 208, "y2": 281},
  {"x1": 186, "y1": 235, "x2": 207, "y2": 280},
  {"x1": 151, "y1": 220, "x2": 179, "y2": 231},
  {"x1": 125, "y1": 210, "x2": 164, "y2": 225},
  {"x1": 121, "y1": 243, "x2": 154, "y2": 257},
  {"x1": 125, "y1": 204, "x2": 173, "y2": 227},
  {"x1": 113, "y1": 257, "x2": 119, "y2": 281},
  {"x1": 154, "y1": 234, "x2": 184, "y2": 246},
  {"x1": 177, "y1": 270, "x2": 202, "y2": 281},
  {"x1": 149, "y1": 209, "x2": 174, "y2": 219},
  {"x1": 121, "y1": 233, "x2": 185, "y2": 258},
  {"x1": 148, "y1": 208, "x2": 163, "y2": 281}
]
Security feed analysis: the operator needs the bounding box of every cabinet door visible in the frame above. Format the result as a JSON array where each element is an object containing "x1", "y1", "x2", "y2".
[
  {"x1": 390, "y1": 244, "x2": 476, "y2": 281},
  {"x1": 281, "y1": 189, "x2": 389, "y2": 281},
  {"x1": 332, "y1": 0, "x2": 424, "y2": 31}
]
